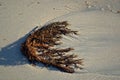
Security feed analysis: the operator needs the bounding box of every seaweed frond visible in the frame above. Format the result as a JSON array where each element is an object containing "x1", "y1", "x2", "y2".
[{"x1": 21, "y1": 21, "x2": 83, "y2": 73}]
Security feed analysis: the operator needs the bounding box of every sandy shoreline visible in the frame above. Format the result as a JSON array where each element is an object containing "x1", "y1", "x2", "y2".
[{"x1": 0, "y1": 0, "x2": 120, "y2": 80}]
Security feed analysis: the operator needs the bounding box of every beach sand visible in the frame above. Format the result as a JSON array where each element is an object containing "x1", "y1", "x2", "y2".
[{"x1": 0, "y1": 0, "x2": 120, "y2": 80}]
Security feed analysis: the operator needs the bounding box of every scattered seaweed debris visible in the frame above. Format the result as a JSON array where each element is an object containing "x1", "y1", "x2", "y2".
[{"x1": 21, "y1": 21, "x2": 83, "y2": 73}]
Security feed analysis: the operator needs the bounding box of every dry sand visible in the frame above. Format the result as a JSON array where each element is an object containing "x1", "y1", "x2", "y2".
[{"x1": 0, "y1": 0, "x2": 120, "y2": 80}]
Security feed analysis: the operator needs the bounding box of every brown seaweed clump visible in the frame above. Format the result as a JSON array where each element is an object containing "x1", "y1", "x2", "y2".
[{"x1": 21, "y1": 21, "x2": 83, "y2": 73}]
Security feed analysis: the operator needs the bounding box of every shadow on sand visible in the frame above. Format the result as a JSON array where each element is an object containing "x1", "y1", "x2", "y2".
[{"x1": 0, "y1": 27, "x2": 39, "y2": 66}]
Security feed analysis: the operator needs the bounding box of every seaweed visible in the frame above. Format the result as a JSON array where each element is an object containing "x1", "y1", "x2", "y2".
[{"x1": 21, "y1": 21, "x2": 83, "y2": 73}]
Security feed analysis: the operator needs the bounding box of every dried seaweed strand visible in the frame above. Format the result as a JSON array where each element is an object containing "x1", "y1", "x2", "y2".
[{"x1": 21, "y1": 21, "x2": 83, "y2": 73}]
